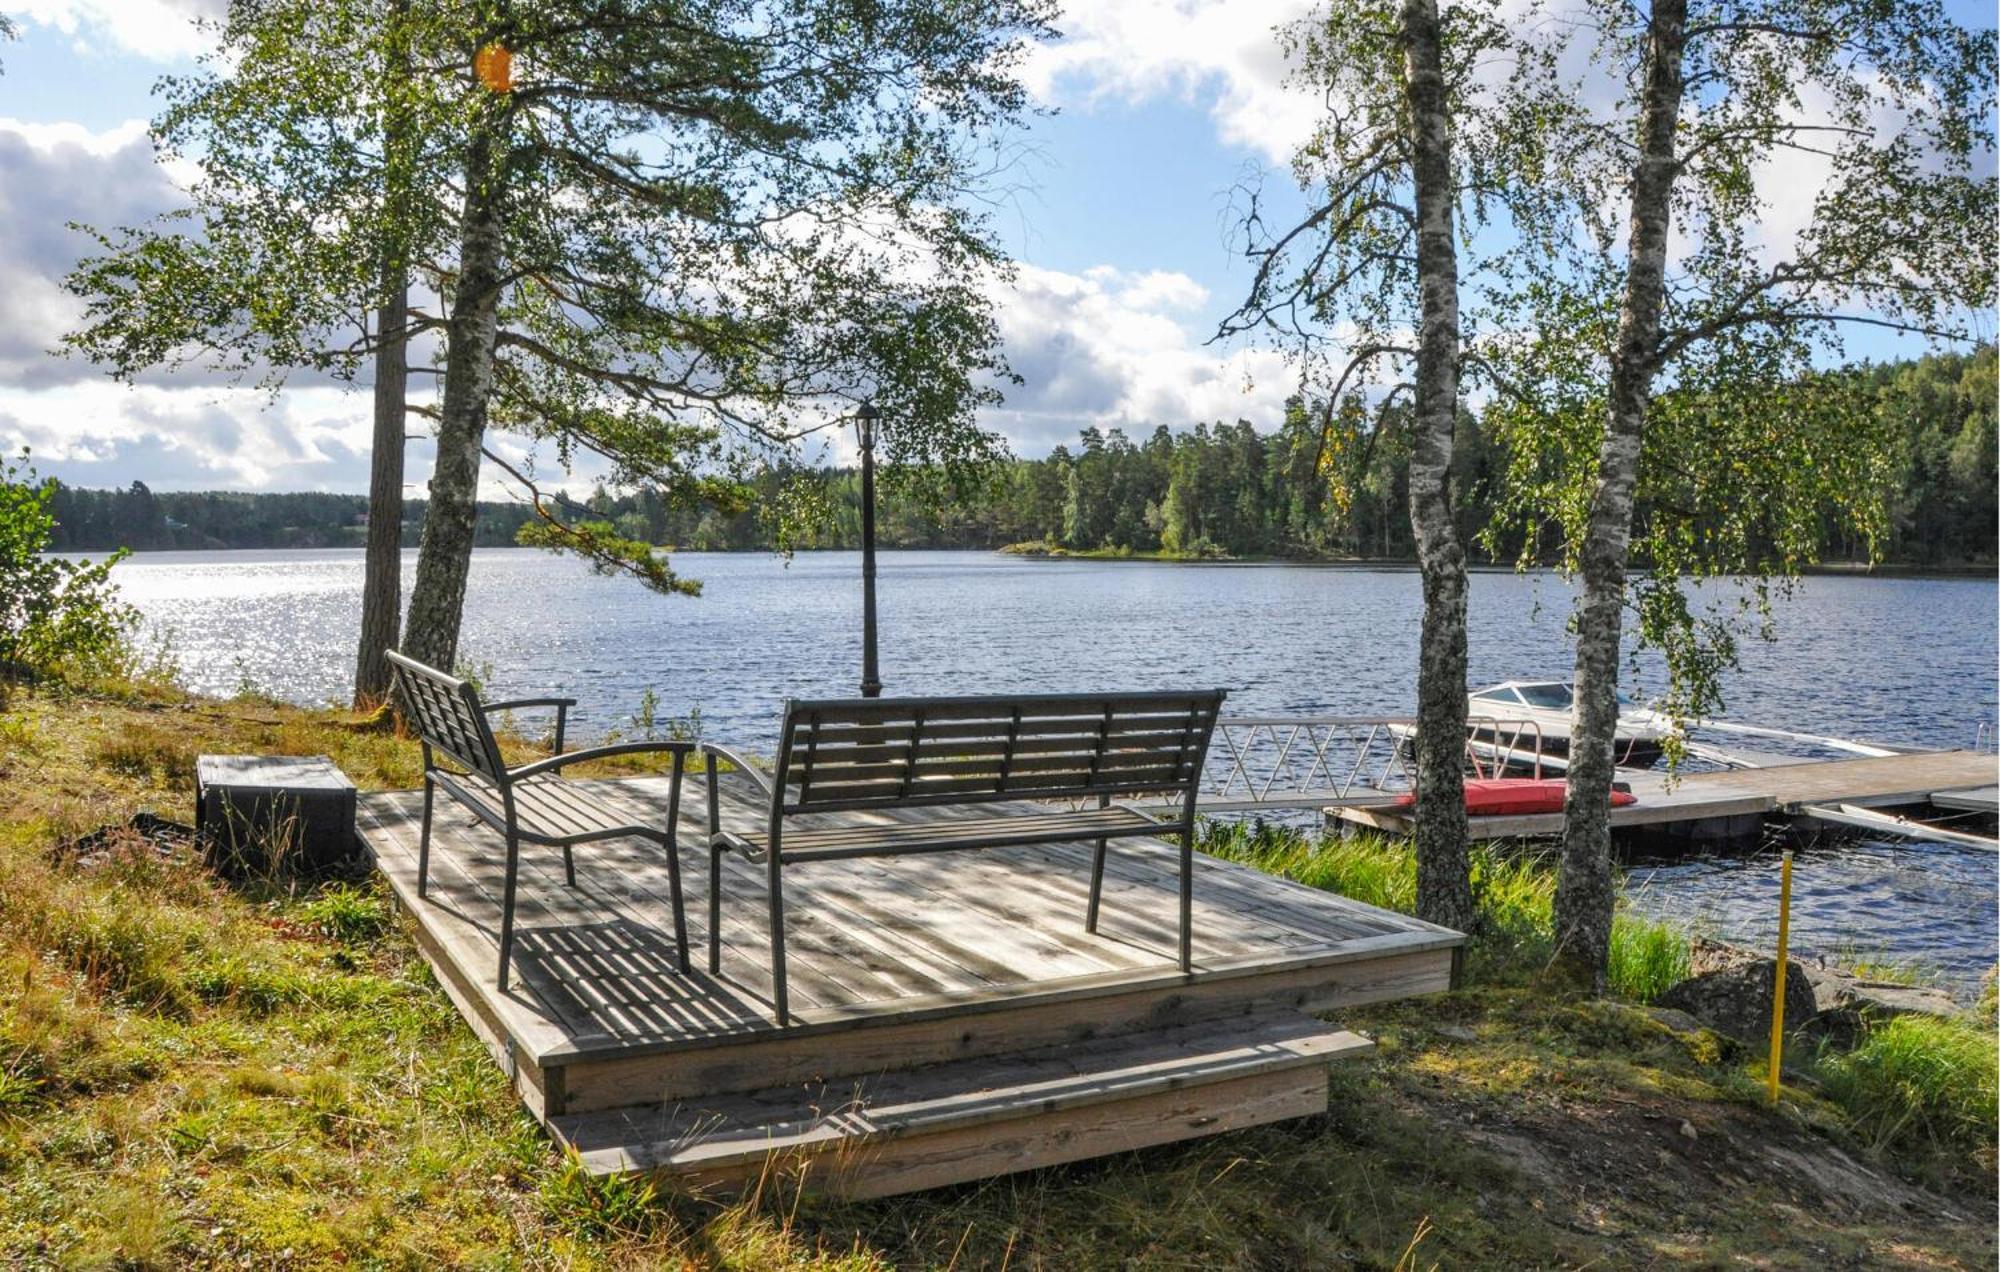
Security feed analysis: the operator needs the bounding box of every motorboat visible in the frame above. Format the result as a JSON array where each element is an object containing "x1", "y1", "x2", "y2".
[{"x1": 1466, "y1": 680, "x2": 1676, "y2": 769}]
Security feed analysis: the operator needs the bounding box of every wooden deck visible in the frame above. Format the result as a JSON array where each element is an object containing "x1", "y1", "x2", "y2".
[
  {"x1": 1335, "y1": 750, "x2": 1999, "y2": 841},
  {"x1": 356, "y1": 770, "x2": 1461, "y2": 1195}
]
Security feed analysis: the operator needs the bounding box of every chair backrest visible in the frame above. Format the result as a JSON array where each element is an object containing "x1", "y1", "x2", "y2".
[
  {"x1": 773, "y1": 690, "x2": 1226, "y2": 815},
  {"x1": 386, "y1": 650, "x2": 507, "y2": 782}
]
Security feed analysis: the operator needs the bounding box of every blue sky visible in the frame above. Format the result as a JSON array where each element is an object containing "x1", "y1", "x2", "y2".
[{"x1": 0, "y1": 0, "x2": 1991, "y2": 494}]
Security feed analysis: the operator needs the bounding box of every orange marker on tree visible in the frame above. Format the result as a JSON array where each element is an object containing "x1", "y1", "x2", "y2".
[{"x1": 474, "y1": 42, "x2": 513, "y2": 93}]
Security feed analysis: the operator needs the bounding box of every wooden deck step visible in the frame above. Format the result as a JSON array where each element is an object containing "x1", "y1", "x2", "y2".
[{"x1": 550, "y1": 1009, "x2": 1371, "y2": 1199}]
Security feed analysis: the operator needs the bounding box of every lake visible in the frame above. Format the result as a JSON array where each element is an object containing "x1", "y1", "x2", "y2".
[{"x1": 104, "y1": 547, "x2": 1999, "y2": 993}]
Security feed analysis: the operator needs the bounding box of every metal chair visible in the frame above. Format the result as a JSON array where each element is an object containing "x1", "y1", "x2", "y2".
[{"x1": 386, "y1": 650, "x2": 693, "y2": 991}]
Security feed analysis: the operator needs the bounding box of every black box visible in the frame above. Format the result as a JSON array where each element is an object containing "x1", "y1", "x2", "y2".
[{"x1": 195, "y1": 755, "x2": 358, "y2": 878}]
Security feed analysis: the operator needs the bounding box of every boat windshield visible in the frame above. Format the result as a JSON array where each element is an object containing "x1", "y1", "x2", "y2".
[{"x1": 1515, "y1": 683, "x2": 1574, "y2": 709}]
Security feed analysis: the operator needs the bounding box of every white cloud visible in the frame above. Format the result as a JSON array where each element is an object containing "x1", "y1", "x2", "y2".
[
  {"x1": 1024, "y1": 0, "x2": 1318, "y2": 164},
  {"x1": 4, "y1": 0, "x2": 221, "y2": 62},
  {"x1": 979, "y1": 262, "x2": 1296, "y2": 453}
]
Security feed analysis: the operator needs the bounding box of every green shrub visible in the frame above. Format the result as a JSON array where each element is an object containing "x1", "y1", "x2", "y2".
[
  {"x1": 0, "y1": 451, "x2": 138, "y2": 688},
  {"x1": 1817, "y1": 1014, "x2": 1998, "y2": 1160}
]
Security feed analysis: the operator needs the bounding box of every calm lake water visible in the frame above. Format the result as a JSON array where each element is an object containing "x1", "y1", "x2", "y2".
[{"x1": 104, "y1": 548, "x2": 2000, "y2": 993}]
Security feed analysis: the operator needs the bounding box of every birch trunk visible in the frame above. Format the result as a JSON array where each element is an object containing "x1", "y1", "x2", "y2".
[
  {"x1": 1401, "y1": 0, "x2": 1476, "y2": 934},
  {"x1": 402, "y1": 114, "x2": 507, "y2": 673},
  {"x1": 1554, "y1": 0, "x2": 1687, "y2": 988},
  {"x1": 352, "y1": 272, "x2": 408, "y2": 705}
]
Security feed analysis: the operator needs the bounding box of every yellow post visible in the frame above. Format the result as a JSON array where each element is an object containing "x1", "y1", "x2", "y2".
[{"x1": 1766, "y1": 849, "x2": 1794, "y2": 1106}]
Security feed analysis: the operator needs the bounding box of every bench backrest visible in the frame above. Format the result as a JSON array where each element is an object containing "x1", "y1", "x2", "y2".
[
  {"x1": 772, "y1": 690, "x2": 1226, "y2": 815},
  {"x1": 386, "y1": 649, "x2": 507, "y2": 782}
]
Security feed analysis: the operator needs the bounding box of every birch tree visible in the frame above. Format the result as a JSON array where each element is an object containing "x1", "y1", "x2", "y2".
[
  {"x1": 1222, "y1": 0, "x2": 1560, "y2": 932},
  {"x1": 1482, "y1": 0, "x2": 1997, "y2": 986}
]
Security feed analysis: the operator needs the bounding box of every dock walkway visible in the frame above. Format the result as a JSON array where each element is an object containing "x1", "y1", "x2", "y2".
[{"x1": 1334, "y1": 750, "x2": 1998, "y2": 841}]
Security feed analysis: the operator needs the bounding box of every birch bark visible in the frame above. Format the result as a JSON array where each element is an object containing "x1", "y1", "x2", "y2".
[
  {"x1": 402, "y1": 112, "x2": 508, "y2": 672},
  {"x1": 1554, "y1": 0, "x2": 1688, "y2": 986},
  {"x1": 1401, "y1": 0, "x2": 1476, "y2": 934}
]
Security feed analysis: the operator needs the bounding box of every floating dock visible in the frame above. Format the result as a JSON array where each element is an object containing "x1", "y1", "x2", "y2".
[
  {"x1": 356, "y1": 771, "x2": 1462, "y2": 1198},
  {"x1": 1333, "y1": 750, "x2": 1999, "y2": 842}
]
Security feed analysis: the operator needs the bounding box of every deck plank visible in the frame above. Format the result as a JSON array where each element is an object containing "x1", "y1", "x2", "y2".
[{"x1": 359, "y1": 774, "x2": 1460, "y2": 1068}]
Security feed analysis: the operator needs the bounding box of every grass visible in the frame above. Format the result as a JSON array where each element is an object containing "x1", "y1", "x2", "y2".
[
  {"x1": 1817, "y1": 1014, "x2": 2000, "y2": 1160},
  {"x1": 1198, "y1": 820, "x2": 1693, "y2": 1002},
  {"x1": 0, "y1": 680, "x2": 1991, "y2": 1268}
]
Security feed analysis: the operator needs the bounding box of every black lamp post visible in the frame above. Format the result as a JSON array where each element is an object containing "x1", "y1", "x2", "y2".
[{"x1": 856, "y1": 401, "x2": 883, "y2": 698}]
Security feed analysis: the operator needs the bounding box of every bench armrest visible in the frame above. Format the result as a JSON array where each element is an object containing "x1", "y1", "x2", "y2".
[
  {"x1": 698, "y1": 743, "x2": 775, "y2": 799},
  {"x1": 506, "y1": 740, "x2": 694, "y2": 781}
]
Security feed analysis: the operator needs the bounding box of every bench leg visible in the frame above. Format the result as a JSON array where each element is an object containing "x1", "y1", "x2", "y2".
[
  {"x1": 562, "y1": 844, "x2": 576, "y2": 888},
  {"x1": 664, "y1": 830, "x2": 690, "y2": 975},
  {"x1": 417, "y1": 774, "x2": 435, "y2": 899},
  {"x1": 497, "y1": 828, "x2": 522, "y2": 992},
  {"x1": 708, "y1": 846, "x2": 724, "y2": 975},
  {"x1": 768, "y1": 851, "x2": 790, "y2": 1027},
  {"x1": 1085, "y1": 836, "x2": 1109, "y2": 934},
  {"x1": 1178, "y1": 825, "x2": 1194, "y2": 974}
]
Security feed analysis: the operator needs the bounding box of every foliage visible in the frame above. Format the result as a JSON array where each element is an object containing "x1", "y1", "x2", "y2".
[
  {"x1": 1478, "y1": 0, "x2": 1997, "y2": 729},
  {"x1": 1816, "y1": 1014, "x2": 1999, "y2": 1163},
  {"x1": 63, "y1": 0, "x2": 1056, "y2": 601},
  {"x1": 0, "y1": 453, "x2": 136, "y2": 686}
]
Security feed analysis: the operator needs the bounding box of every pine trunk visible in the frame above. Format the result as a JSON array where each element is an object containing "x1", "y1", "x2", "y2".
[
  {"x1": 402, "y1": 116, "x2": 508, "y2": 673},
  {"x1": 1554, "y1": 0, "x2": 1688, "y2": 989},
  {"x1": 1400, "y1": 0, "x2": 1475, "y2": 934},
  {"x1": 351, "y1": 0, "x2": 412, "y2": 707},
  {"x1": 352, "y1": 273, "x2": 408, "y2": 706}
]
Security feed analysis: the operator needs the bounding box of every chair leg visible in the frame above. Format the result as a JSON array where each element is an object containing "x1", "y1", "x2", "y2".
[
  {"x1": 562, "y1": 843, "x2": 576, "y2": 888},
  {"x1": 708, "y1": 845, "x2": 724, "y2": 975},
  {"x1": 767, "y1": 851, "x2": 790, "y2": 1027},
  {"x1": 497, "y1": 829, "x2": 521, "y2": 992},
  {"x1": 417, "y1": 774, "x2": 435, "y2": 899},
  {"x1": 1085, "y1": 836, "x2": 1109, "y2": 933},
  {"x1": 664, "y1": 830, "x2": 690, "y2": 975},
  {"x1": 1178, "y1": 826, "x2": 1194, "y2": 974}
]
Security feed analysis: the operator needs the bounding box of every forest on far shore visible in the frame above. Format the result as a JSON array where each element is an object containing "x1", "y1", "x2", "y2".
[{"x1": 44, "y1": 346, "x2": 1997, "y2": 569}]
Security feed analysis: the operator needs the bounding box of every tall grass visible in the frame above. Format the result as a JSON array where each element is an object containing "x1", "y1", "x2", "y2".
[
  {"x1": 1816, "y1": 1014, "x2": 1999, "y2": 1161},
  {"x1": 1200, "y1": 820, "x2": 1692, "y2": 1003}
]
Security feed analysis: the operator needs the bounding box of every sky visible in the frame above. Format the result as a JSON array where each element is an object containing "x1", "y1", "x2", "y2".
[{"x1": 0, "y1": 0, "x2": 1991, "y2": 497}]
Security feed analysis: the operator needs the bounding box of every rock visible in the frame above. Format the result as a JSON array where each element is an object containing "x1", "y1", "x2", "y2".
[
  {"x1": 1686, "y1": 936, "x2": 1760, "y2": 978},
  {"x1": 1679, "y1": 1120, "x2": 1698, "y2": 1141},
  {"x1": 1655, "y1": 959, "x2": 1819, "y2": 1046},
  {"x1": 1834, "y1": 980, "x2": 1961, "y2": 1021},
  {"x1": 1645, "y1": 1006, "x2": 1707, "y2": 1035},
  {"x1": 1435, "y1": 1024, "x2": 1478, "y2": 1042}
]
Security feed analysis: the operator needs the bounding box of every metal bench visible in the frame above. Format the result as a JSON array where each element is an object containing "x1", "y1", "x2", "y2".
[
  {"x1": 701, "y1": 690, "x2": 1226, "y2": 1025},
  {"x1": 386, "y1": 650, "x2": 694, "y2": 991}
]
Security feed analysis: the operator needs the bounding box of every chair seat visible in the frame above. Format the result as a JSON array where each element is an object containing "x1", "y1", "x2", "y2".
[
  {"x1": 716, "y1": 804, "x2": 1161, "y2": 863},
  {"x1": 443, "y1": 771, "x2": 666, "y2": 845}
]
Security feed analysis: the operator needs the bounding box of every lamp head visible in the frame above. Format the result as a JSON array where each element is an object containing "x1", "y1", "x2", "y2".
[{"x1": 855, "y1": 400, "x2": 881, "y2": 449}]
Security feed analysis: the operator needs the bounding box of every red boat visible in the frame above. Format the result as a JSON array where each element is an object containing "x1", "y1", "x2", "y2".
[{"x1": 1393, "y1": 778, "x2": 1637, "y2": 817}]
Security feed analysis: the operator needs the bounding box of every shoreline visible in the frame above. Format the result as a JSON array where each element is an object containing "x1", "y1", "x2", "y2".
[{"x1": 78, "y1": 542, "x2": 2000, "y2": 579}]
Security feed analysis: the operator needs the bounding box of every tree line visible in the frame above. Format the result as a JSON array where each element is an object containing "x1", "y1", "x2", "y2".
[{"x1": 47, "y1": 345, "x2": 1996, "y2": 566}]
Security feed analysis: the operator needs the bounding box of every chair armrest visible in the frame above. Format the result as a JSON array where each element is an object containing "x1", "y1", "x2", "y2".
[
  {"x1": 481, "y1": 697, "x2": 577, "y2": 754},
  {"x1": 506, "y1": 740, "x2": 694, "y2": 781},
  {"x1": 698, "y1": 743, "x2": 776, "y2": 800},
  {"x1": 480, "y1": 696, "x2": 578, "y2": 712}
]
